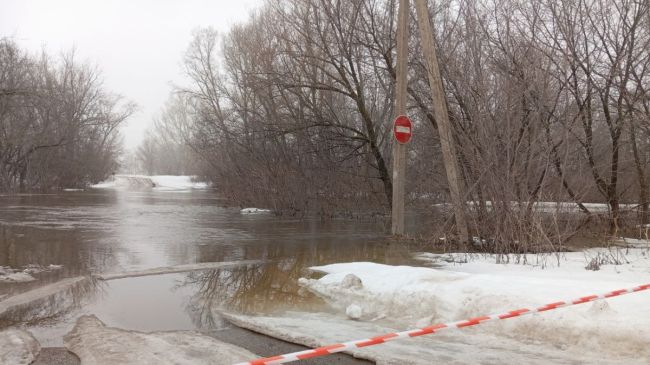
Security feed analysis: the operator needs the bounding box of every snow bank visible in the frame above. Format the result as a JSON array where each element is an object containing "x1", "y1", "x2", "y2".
[
  {"x1": 0, "y1": 328, "x2": 40, "y2": 365},
  {"x1": 91, "y1": 175, "x2": 153, "y2": 189},
  {"x1": 150, "y1": 175, "x2": 208, "y2": 191},
  {"x1": 298, "y1": 263, "x2": 468, "y2": 322},
  {"x1": 91, "y1": 175, "x2": 208, "y2": 191},
  {"x1": 240, "y1": 207, "x2": 271, "y2": 214},
  {"x1": 64, "y1": 315, "x2": 256, "y2": 365},
  {"x1": 295, "y1": 246, "x2": 650, "y2": 361}
]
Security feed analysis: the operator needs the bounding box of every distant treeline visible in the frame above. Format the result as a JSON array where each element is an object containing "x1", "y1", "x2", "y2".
[
  {"x1": 144, "y1": 0, "x2": 650, "y2": 248},
  {"x1": 129, "y1": 99, "x2": 201, "y2": 176},
  {"x1": 0, "y1": 39, "x2": 134, "y2": 191}
]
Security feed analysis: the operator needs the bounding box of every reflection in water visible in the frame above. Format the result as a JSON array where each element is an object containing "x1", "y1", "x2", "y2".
[
  {"x1": 182, "y1": 242, "x2": 415, "y2": 327},
  {"x1": 0, "y1": 276, "x2": 102, "y2": 328},
  {"x1": 0, "y1": 189, "x2": 421, "y2": 344}
]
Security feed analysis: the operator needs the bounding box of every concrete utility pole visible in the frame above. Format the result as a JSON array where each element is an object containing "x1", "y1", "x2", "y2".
[
  {"x1": 414, "y1": 0, "x2": 470, "y2": 243},
  {"x1": 391, "y1": 0, "x2": 409, "y2": 235}
]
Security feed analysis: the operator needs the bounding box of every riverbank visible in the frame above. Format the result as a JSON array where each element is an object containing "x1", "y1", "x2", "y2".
[{"x1": 224, "y1": 241, "x2": 650, "y2": 364}]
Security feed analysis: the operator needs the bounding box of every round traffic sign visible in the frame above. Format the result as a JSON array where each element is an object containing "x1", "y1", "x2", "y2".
[{"x1": 393, "y1": 115, "x2": 412, "y2": 144}]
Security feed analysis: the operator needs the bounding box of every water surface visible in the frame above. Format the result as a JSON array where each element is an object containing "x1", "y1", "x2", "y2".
[{"x1": 0, "y1": 188, "x2": 417, "y2": 345}]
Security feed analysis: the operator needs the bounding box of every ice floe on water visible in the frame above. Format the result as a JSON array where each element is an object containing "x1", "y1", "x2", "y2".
[
  {"x1": 64, "y1": 315, "x2": 256, "y2": 365},
  {"x1": 240, "y1": 207, "x2": 272, "y2": 214},
  {"x1": 0, "y1": 328, "x2": 40, "y2": 365},
  {"x1": 96, "y1": 260, "x2": 261, "y2": 280},
  {"x1": 0, "y1": 264, "x2": 63, "y2": 283},
  {"x1": 91, "y1": 175, "x2": 208, "y2": 191},
  {"x1": 0, "y1": 271, "x2": 35, "y2": 283}
]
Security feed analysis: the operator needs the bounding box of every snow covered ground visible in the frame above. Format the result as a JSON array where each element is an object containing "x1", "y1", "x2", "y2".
[
  {"x1": 91, "y1": 175, "x2": 208, "y2": 191},
  {"x1": 222, "y1": 243, "x2": 650, "y2": 364},
  {"x1": 64, "y1": 315, "x2": 256, "y2": 365},
  {"x1": 435, "y1": 200, "x2": 638, "y2": 213}
]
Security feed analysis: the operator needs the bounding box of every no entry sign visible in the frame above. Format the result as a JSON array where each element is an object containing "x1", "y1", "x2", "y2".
[{"x1": 393, "y1": 115, "x2": 413, "y2": 144}]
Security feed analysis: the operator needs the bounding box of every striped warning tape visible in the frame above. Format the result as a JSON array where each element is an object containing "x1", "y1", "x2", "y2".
[{"x1": 233, "y1": 283, "x2": 650, "y2": 365}]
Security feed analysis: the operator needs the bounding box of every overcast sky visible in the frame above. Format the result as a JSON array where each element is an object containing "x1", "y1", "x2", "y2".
[{"x1": 0, "y1": 0, "x2": 264, "y2": 149}]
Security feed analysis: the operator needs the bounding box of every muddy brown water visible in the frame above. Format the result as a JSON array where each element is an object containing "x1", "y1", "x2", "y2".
[{"x1": 0, "y1": 188, "x2": 422, "y2": 347}]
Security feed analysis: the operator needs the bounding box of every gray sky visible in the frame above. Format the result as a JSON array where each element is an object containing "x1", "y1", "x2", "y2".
[{"x1": 0, "y1": 0, "x2": 264, "y2": 149}]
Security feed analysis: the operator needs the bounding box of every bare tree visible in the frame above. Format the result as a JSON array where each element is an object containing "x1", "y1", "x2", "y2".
[{"x1": 0, "y1": 39, "x2": 134, "y2": 191}]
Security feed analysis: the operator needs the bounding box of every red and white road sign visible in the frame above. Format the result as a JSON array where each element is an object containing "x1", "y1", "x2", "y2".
[{"x1": 393, "y1": 115, "x2": 412, "y2": 144}]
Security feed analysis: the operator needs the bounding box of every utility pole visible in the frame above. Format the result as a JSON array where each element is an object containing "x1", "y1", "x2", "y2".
[
  {"x1": 414, "y1": 0, "x2": 469, "y2": 244},
  {"x1": 391, "y1": 0, "x2": 409, "y2": 235}
]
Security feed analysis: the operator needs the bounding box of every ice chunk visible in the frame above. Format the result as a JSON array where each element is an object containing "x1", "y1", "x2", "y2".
[
  {"x1": 0, "y1": 264, "x2": 64, "y2": 282},
  {"x1": 64, "y1": 315, "x2": 256, "y2": 365},
  {"x1": 341, "y1": 273, "x2": 363, "y2": 289},
  {"x1": 96, "y1": 260, "x2": 261, "y2": 281},
  {"x1": 345, "y1": 304, "x2": 362, "y2": 320},
  {"x1": 0, "y1": 271, "x2": 35, "y2": 283},
  {"x1": 240, "y1": 208, "x2": 271, "y2": 214},
  {"x1": 0, "y1": 328, "x2": 40, "y2": 365}
]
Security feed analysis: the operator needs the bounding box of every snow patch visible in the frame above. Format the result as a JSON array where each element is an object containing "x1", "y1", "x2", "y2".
[
  {"x1": 64, "y1": 315, "x2": 256, "y2": 365},
  {"x1": 0, "y1": 328, "x2": 41, "y2": 365},
  {"x1": 457, "y1": 201, "x2": 638, "y2": 213},
  {"x1": 619, "y1": 237, "x2": 650, "y2": 248},
  {"x1": 150, "y1": 175, "x2": 208, "y2": 190},
  {"x1": 91, "y1": 175, "x2": 207, "y2": 191}
]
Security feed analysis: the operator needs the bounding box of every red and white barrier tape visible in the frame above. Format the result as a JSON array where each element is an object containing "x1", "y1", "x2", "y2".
[{"x1": 234, "y1": 283, "x2": 650, "y2": 365}]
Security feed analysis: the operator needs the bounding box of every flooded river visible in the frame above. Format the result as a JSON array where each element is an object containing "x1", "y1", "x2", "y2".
[{"x1": 0, "y1": 187, "x2": 417, "y2": 347}]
